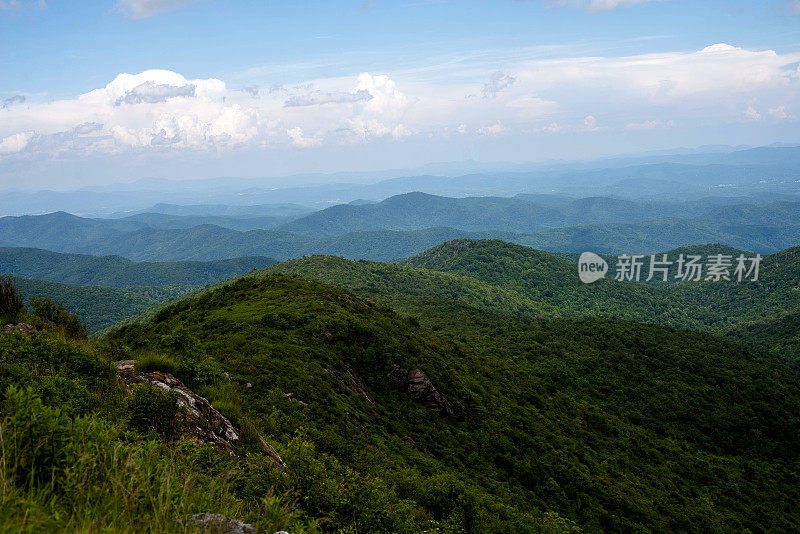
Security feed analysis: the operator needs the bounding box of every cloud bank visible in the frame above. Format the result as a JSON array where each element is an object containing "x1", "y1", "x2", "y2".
[{"x1": 1, "y1": 43, "x2": 797, "y2": 162}]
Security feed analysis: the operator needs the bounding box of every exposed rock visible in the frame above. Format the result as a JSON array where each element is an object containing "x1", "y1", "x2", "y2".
[
  {"x1": 115, "y1": 360, "x2": 287, "y2": 470},
  {"x1": 389, "y1": 364, "x2": 465, "y2": 418},
  {"x1": 2, "y1": 323, "x2": 36, "y2": 335},
  {"x1": 283, "y1": 392, "x2": 308, "y2": 406},
  {"x1": 115, "y1": 360, "x2": 240, "y2": 453},
  {"x1": 176, "y1": 513, "x2": 256, "y2": 534},
  {"x1": 326, "y1": 363, "x2": 376, "y2": 406},
  {"x1": 256, "y1": 432, "x2": 287, "y2": 471}
]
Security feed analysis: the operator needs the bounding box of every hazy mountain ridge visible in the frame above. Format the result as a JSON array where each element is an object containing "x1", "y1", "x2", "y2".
[
  {"x1": 3, "y1": 145, "x2": 799, "y2": 216},
  {"x1": 0, "y1": 247, "x2": 277, "y2": 287}
]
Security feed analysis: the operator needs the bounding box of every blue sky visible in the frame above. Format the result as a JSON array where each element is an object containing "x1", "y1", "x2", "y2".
[{"x1": 1, "y1": 0, "x2": 800, "y2": 190}]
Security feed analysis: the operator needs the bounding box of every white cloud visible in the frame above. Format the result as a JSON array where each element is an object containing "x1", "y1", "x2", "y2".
[
  {"x1": 541, "y1": 122, "x2": 563, "y2": 133},
  {"x1": 284, "y1": 89, "x2": 372, "y2": 107},
  {"x1": 286, "y1": 127, "x2": 322, "y2": 148},
  {"x1": 583, "y1": 115, "x2": 599, "y2": 130},
  {"x1": 626, "y1": 119, "x2": 674, "y2": 129},
  {"x1": 477, "y1": 123, "x2": 506, "y2": 135},
  {"x1": 482, "y1": 72, "x2": 516, "y2": 98},
  {"x1": 0, "y1": 131, "x2": 34, "y2": 154},
  {"x1": 768, "y1": 105, "x2": 789, "y2": 119},
  {"x1": 0, "y1": 69, "x2": 416, "y2": 160},
  {"x1": 1, "y1": 42, "x2": 798, "y2": 162},
  {"x1": 117, "y1": 0, "x2": 199, "y2": 18},
  {"x1": 788, "y1": 0, "x2": 800, "y2": 15},
  {"x1": 743, "y1": 106, "x2": 762, "y2": 122},
  {"x1": 2, "y1": 95, "x2": 25, "y2": 109}
]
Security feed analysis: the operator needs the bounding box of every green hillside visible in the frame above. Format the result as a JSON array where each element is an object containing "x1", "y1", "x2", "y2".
[
  {"x1": 402, "y1": 239, "x2": 800, "y2": 332},
  {"x1": 0, "y1": 247, "x2": 277, "y2": 287},
  {"x1": 103, "y1": 274, "x2": 800, "y2": 532},
  {"x1": 259, "y1": 255, "x2": 550, "y2": 317},
  {"x1": 10, "y1": 276, "x2": 162, "y2": 332}
]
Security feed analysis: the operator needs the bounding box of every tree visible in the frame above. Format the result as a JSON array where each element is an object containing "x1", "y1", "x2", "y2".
[{"x1": 0, "y1": 277, "x2": 24, "y2": 322}]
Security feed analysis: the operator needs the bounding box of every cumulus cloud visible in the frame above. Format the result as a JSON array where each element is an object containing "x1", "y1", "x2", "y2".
[
  {"x1": 477, "y1": 123, "x2": 506, "y2": 135},
  {"x1": 482, "y1": 72, "x2": 516, "y2": 98},
  {"x1": 2, "y1": 95, "x2": 25, "y2": 109},
  {"x1": 768, "y1": 105, "x2": 789, "y2": 119},
  {"x1": 0, "y1": 69, "x2": 416, "y2": 160},
  {"x1": 0, "y1": 131, "x2": 34, "y2": 154},
  {"x1": 1, "y1": 42, "x2": 798, "y2": 162},
  {"x1": 626, "y1": 119, "x2": 674, "y2": 129},
  {"x1": 115, "y1": 81, "x2": 196, "y2": 105},
  {"x1": 743, "y1": 106, "x2": 762, "y2": 122},
  {"x1": 117, "y1": 0, "x2": 199, "y2": 18},
  {"x1": 788, "y1": 1, "x2": 800, "y2": 15},
  {"x1": 284, "y1": 89, "x2": 372, "y2": 107},
  {"x1": 541, "y1": 122, "x2": 563, "y2": 133},
  {"x1": 582, "y1": 115, "x2": 600, "y2": 131},
  {"x1": 286, "y1": 127, "x2": 322, "y2": 148}
]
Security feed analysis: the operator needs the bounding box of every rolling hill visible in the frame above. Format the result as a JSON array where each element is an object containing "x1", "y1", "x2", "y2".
[
  {"x1": 9, "y1": 275, "x2": 167, "y2": 332},
  {"x1": 105, "y1": 273, "x2": 800, "y2": 532},
  {"x1": 0, "y1": 247, "x2": 277, "y2": 287}
]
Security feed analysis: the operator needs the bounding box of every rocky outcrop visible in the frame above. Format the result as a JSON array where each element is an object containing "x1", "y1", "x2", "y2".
[
  {"x1": 389, "y1": 365, "x2": 465, "y2": 418},
  {"x1": 176, "y1": 513, "x2": 257, "y2": 534},
  {"x1": 115, "y1": 360, "x2": 240, "y2": 453},
  {"x1": 2, "y1": 323, "x2": 36, "y2": 335},
  {"x1": 115, "y1": 360, "x2": 287, "y2": 470},
  {"x1": 256, "y1": 432, "x2": 287, "y2": 471},
  {"x1": 326, "y1": 363, "x2": 376, "y2": 406}
]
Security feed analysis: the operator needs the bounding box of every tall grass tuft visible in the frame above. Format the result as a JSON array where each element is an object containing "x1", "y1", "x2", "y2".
[{"x1": 134, "y1": 352, "x2": 178, "y2": 375}]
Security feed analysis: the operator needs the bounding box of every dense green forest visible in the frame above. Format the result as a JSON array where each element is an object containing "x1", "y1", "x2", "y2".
[
  {"x1": 3, "y1": 236, "x2": 800, "y2": 531},
  {"x1": 4, "y1": 192, "x2": 800, "y2": 262},
  {"x1": 105, "y1": 275, "x2": 800, "y2": 532},
  {"x1": 0, "y1": 247, "x2": 276, "y2": 287},
  {"x1": 10, "y1": 276, "x2": 169, "y2": 332}
]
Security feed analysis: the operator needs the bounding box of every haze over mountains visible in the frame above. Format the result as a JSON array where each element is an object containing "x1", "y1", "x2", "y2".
[
  {"x1": 3, "y1": 145, "x2": 799, "y2": 217},
  {"x1": 3, "y1": 191, "x2": 800, "y2": 260}
]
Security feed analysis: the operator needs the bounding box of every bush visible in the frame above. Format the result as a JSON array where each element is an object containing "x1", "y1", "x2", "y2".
[
  {"x1": 0, "y1": 385, "x2": 281, "y2": 532},
  {"x1": 134, "y1": 352, "x2": 177, "y2": 375},
  {"x1": 0, "y1": 277, "x2": 24, "y2": 322},
  {"x1": 126, "y1": 384, "x2": 182, "y2": 440},
  {"x1": 29, "y1": 296, "x2": 87, "y2": 339}
]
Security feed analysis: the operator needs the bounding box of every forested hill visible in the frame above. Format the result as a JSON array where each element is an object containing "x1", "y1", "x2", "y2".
[
  {"x1": 0, "y1": 247, "x2": 276, "y2": 287},
  {"x1": 105, "y1": 274, "x2": 800, "y2": 532}
]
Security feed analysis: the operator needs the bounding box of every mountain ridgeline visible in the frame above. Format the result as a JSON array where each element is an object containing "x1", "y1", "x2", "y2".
[
  {"x1": 104, "y1": 273, "x2": 800, "y2": 532},
  {"x1": 3, "y1": 188, "x2": 800, "y2": 262}
]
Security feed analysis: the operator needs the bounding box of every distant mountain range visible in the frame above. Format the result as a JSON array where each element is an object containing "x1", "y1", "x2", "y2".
[
  {"x1": 2, "y1": 145, "x2": 799, "y2": 216},
  {"x1": 0, "y1": 247, "x2": 277, "y2": 287},
  {"x1": 3, "y1": 191, "x2": 800, "y2": 260}
]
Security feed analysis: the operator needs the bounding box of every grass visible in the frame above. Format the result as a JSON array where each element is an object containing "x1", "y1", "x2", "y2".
[{"x1": 134, "y1": 352, "x2": 178, "y2": 375}]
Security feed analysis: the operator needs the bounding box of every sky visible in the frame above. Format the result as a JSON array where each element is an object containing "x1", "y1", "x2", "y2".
[{"x1": 1, "y1": 0, "x2": 800, "y2": 190}]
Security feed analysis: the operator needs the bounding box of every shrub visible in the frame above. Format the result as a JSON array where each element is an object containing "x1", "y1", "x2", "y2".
[
  {"x1": 0, "y1": 277, "x2": 24, "y2": 322},
  {"x1": 176, "y1": 353, "x2": 225, "y2": 388},
  {"x1": 134, "y1": 352, "x2": 177, "y2": 374},
  {"x1": 0, "y1": 386, "x2": 278, "y2": 532},
  {"x1": 29, "y1": 296, "x2": 88, "y2": 339},
  {"x1": 126, "y1": 383, "x2": 182, "y2": 440}
]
